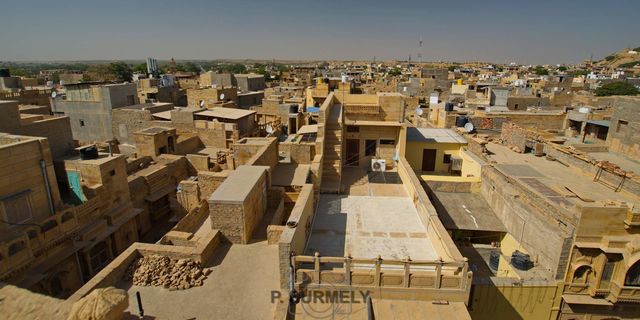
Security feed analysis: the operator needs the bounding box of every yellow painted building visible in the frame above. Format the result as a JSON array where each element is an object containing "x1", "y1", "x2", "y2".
[{"x1": 405, "y1": 127, "x2": 481, "y2": 182}]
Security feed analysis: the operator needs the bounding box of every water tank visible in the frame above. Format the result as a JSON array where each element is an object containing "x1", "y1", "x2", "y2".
[
  {"x1": 511, "y1": 250, "x2": 533, "y2": 270},
  {"x1": 489, "y1": 251, "x2": 500, "y2": 271},
  {"x1": 455, "y1": 116, "x2": 468, "y2": 127},
  {"x1": 444, "y1": 102, "x2": 454, "y2": 112},
  {"x1": 79, "y1": 145, "x2": 99, "y2": 160}
]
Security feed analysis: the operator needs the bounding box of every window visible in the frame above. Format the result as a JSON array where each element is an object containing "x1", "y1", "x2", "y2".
[
  {"x1": 625, "y1": 260, "x2": 640, "y2": 287},
  {"x1": 379, "y1": 139, "x2": 395, "y2": 145},
  {"x1": 126, "y1": 95, "x2": 135, "y2": 105},
  {"x1": 346, "y1": 126, "x2": 359, "y2": 133},
  {"x1": 79, "y1": 119, "x2": 85, "y2": 127},
  {"x1": 1, "y1": 191, "x2": 32, "y2": 225},
  {"x1": 109, "y1": 169, "x2": 116, "y2": 176},
  {"x1": 89, "y1": 241, "x2": 111, "y2": 273},
  {"x1": 365, "y1": 140, "x2": 377, "y2": 156},
  {"x1": 616, "y1": 120, "x2": 628, "y2": 133},
  {"x1": 443, "y1": 154, "x2": 452, "y2": 164},
  {"x1": 8, "y1": 241, "x2": 26, "y2": 256},
  {"x1": 573, "y1": 265, "x2": 592, "y2": 283}
]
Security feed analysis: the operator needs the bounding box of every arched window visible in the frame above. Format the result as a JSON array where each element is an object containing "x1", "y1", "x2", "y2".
[
  {"x1": 573, "y1": 265, "x2": 592, "y2": 283},
  {"x1": 625, "y1": 260, "x2": 640, "y2": 287},
  {"x1": 8, "y1": 241, "x2": 26, "y2": 256}
]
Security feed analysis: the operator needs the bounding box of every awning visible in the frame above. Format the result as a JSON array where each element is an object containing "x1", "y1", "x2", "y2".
[{"x1": 585, "y1": 120, "x2": 610, "y2": 127}]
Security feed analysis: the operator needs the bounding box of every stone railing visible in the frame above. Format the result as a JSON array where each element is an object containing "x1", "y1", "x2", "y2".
[
  {"x1": 609, "y1": 281, "x2": 640, "y2": 303},
  {"x1": 292, "y1": 253, "x2": 471, "y2": 301}
]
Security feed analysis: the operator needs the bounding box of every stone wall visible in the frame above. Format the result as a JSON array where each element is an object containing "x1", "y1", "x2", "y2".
[
  {"x1": 197, "y1": 171, "x2": 228, "y2": 201},
  {"x1": 607, "y1": 96, "x2": 640, "y2": 159},
  {"x1": 277, "y1": 184, "x2": 314, "y2": 289},
  {"x1": 480, "y1": 166, "x2": 574, "y2": 279},
  {"x1": 208, "y1": 169, "x2": 267, "y2": 244},
  {"x1": 69, "y1": 229, "x2": 221, "y2": 302}
]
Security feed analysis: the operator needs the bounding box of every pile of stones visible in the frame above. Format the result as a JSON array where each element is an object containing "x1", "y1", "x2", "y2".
[{"x1": 126, "y1": 255, "x2": 211, "y2": 290}]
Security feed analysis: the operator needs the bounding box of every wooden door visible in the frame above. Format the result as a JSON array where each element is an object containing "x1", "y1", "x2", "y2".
[
  {"x1": 345, "y1": 139, "x2": 360, "y2": 166},
  {"x1": 422, "y1": 149, "x2": 437, "y2": 171}
]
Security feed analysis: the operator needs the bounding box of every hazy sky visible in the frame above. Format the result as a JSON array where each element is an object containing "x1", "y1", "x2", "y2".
[{"x1": 1, "y1": 0, "x2": 639, "y2": 64}]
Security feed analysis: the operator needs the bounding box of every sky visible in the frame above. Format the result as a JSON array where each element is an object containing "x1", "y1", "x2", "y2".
[{"x1": 1, "y1": 0, "x2": 639, "y2": 64}]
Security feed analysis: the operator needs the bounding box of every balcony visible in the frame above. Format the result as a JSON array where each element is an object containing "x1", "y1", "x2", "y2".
[
  {"x1": 609, "y1": 281, "x2": 640, "y2": 303},
  {"x1": 624, "y1": 210, "x2": 640, "y2": 228}
]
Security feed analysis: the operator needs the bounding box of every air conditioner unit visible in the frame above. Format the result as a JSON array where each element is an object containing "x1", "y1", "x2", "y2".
[
  {"x1": 450, "y1": 156, "x2": 463, "y2": 171},
  {"x1": 371, "y1": 159, "x2": 386, "y2": 172}
]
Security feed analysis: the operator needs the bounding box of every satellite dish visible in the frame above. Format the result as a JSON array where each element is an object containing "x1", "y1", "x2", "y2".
[
  {"x1": 464, "y1": 122, "x2": 475, "y2": 133},
  {"x1": 51, "y1": 91, "x2": 57, "y2": 98},
  {"x1": 266, "y1": 125, "x2": 274, "y2": 134},
  {"x1": 199, "y1": 100, "x2": 205, "y2": 107},
  {"x1": 219, "y1": 93, "x2": 225, "y2": 100},
  {"x1": 415, "y1": 107, "x2": 423, "y2": 116}
]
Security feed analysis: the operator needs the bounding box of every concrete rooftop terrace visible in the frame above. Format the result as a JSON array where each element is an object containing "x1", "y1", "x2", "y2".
[
  {"x1": 118, "y1": 241, "x2": 280, "y2": 319},
  {"x1": 486, "y1": 143, "x2": 638, "y2": 207},
  {"x1": 304, "y1": 194, "x2": 438, "y2": 262},
  {"x1": 304, "y1": 168, "x2": 438, "y2": 263}
]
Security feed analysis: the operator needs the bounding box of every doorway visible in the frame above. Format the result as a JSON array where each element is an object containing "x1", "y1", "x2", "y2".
[
  {"x1": 345, "y1": 139, "x2": 360, "y2": 166},
  {"x1": 421, "y1": 149, "x2": 437, "y2": 171}
]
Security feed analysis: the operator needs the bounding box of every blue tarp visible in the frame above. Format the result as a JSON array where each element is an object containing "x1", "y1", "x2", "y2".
[{"x1": 307, "y1": 107, "x2": 320, "y2": 113}]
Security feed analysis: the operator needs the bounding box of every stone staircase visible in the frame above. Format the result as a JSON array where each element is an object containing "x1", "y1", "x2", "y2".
[{"x1": 321, "y1": 104, "x2": 343, "y2": 193}]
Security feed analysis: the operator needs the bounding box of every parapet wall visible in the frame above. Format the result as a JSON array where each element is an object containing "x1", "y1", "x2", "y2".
[
  {"x1": 68, "y1": 229, "x2": 221, "y2": 302},
  {"x1": 277, "y1": 184, "x2": 315, "y2": 289},
  {"x1": 397, "y1": 157, "x2": 464, "y2": 263}
]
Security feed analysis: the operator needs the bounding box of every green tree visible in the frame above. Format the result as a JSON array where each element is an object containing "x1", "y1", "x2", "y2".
[
  {"x1": 388, "y1": 68, "x2": 402, "y2": 76},
  {"x1": 619, "y1": 61, "x2": 640, "y2": 68},
  {"x1": 533, "y1": 66, "x2": 549, "y2": 76},
  {"x1": 558, "y1": 66, "x2": 567, "y2": 71},
  {"x1": 569, "y1": 69, "x2": 590, "y2": 76},
  {"x1": 108, "y1": 62, "x2": 133, "y2": 82},
  {"x1": 133, "y1": 63, "x2": 148, "y2": 74},
  {"x1": 595, "y1": 82, "x2": 639, "y2": 96},
  {"x1": 177, "y1": 62, "x2": 199, "y2": 73},
  {"x1": 605, "y1": 55, "x2": 616, "y2": 61}
]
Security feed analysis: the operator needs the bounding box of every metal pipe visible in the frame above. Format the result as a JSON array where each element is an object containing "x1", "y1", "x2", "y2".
[{"x1": 40, "y1": 160, "x2": 55, "y2": 215}]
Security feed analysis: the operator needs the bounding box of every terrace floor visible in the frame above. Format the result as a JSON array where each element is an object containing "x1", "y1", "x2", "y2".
[
  {"x1": 486, "y1": 142, "x2": 638, "y2": 206},
  {"x1": 119, "y1": 240, "x2": 280, "y2": 320},
  {"x1": 304, "y1": 192, "x2": 437, "y2": 262}
]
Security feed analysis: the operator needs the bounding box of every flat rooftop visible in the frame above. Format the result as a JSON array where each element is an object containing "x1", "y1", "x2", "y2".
[
  {"x1": 433, "y1": 191, "x2": 506, "y2": 232},
  {"x1": 407, "y1": 127, "x2": 467, "y2": 144},
  {"x1": 587, "y1": 151, "x2": 640, "y2": 174},
  {"x1": 486, "y1": 143, "x2": 638, "y2": 208},
  {"x1": 304, "y1": 194, "x2": 437, "y2": 262},
  {"x1": 209, "y1": 165, "x2": 268, "y2": 203},
  {"x1": 118, "y1": 242, "x2": 279, "y2": 319},
  {"x1": 195, "y1": 107, "x2": 256, "y2": 120},
  {"x1": 271, "y1": 163, "x2": 310, "y2": 187}
]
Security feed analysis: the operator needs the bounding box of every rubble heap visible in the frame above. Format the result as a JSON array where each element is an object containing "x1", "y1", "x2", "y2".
[{"x1": 126, "y1": 255, "x2": 211, "y2": 290}]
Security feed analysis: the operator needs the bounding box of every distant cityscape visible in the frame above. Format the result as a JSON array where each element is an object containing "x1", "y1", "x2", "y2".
[{"x1": 0, "y1": 41, "x2": 639, "y2": 320}]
